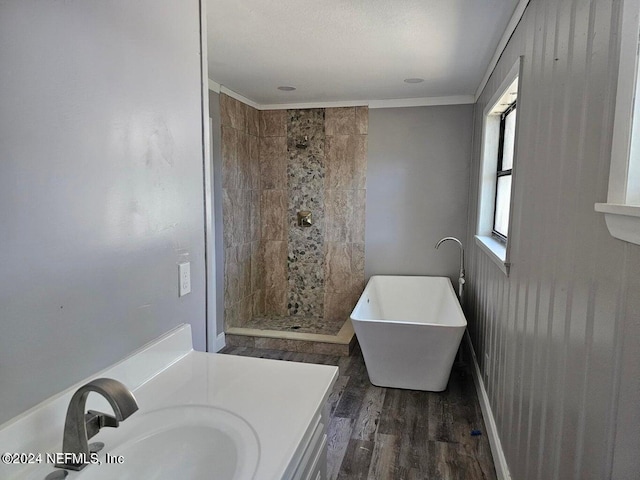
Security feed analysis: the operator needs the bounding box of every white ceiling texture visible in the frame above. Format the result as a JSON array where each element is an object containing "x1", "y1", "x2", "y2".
[{"x1": 206, "y1": 0, "x2": 522, "y2": 108}]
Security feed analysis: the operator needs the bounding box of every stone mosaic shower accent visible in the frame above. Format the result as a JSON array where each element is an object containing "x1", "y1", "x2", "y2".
[
  {"x1": 286, "y1": 109, "x2": 326, "y2": 317},
  {"x1": 220, "y1": 93, "x2": 367, "y2": 329}
]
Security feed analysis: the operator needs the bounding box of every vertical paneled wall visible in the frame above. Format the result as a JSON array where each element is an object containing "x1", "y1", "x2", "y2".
[
  {"x1": 466, "y1": 0, "x2": 640, "y2": 478},
  {"x1": 221, "y1": 98, "x2": 368, "y2": 327}
]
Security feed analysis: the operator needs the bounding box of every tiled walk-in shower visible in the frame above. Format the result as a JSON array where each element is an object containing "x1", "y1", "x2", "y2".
[{"x1": 220, "y1": 94, "x2": 367, "y2": 354}]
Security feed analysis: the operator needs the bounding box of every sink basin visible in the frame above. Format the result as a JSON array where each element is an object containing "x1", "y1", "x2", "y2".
[{"x1": 74, "y1": 405, "x2": 260, "y2": 480}]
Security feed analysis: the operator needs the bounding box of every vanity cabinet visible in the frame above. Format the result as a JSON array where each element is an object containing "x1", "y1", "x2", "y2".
[{"x1": 287, "y1": 410, "x2": 329, "y2": 480}]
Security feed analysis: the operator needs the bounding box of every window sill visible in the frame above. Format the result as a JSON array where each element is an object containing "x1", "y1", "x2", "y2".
[
  {"x1": 594, "y1": 203, "x2": 640, "y2": 245},
  {"x1": 475, "y1": 235, "x2": 510, "y2": 276}
]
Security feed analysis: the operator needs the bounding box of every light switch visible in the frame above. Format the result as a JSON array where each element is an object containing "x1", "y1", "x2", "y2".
[{"x1": 178, "y1": 262, "x2": 191, "y2": 297}]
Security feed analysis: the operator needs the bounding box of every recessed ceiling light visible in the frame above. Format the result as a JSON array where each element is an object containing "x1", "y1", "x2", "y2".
[
  {"x1": 404, "y1": 78, "x2": 424, "y2": 84},
  {"x1": 277, "y1": 86, "x2": 296, "y2": 91}
]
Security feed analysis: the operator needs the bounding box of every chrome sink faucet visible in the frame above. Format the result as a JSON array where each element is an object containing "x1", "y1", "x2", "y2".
[
  {"x1": 55, "y1": 378, "x2": 138, "y2": 471},
  {"x1": 435, "y1": 236, "x2": 465, "y2": 301}
]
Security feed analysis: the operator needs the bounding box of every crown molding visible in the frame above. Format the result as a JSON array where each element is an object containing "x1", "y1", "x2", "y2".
[
  {"x1": 218, "y1": 85, "x2": 261, "y2": 110},
  {"x1": 474, "y1": 0, "x2": 531, "y2": 101},
  {"x1": 207, "y1": 80, "x2": 473, "y2": 110},
  {"x1": 369, "y1": 95, "x2": 474, "y2": 109},
  {"x1": 207, "y1": 78, "x2": 221, "y2": 93},
  {"x1": 259, "y1": 99, "x2": 368, "y2": 110}
]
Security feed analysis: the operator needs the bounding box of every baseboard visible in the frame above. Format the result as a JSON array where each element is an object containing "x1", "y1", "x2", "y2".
[
  {"x1": 214, "y1": 332, "x2": 226, "y2": 352},
  {"x1": 465, "y1": 331, "x2": 512, "y2": 480}
]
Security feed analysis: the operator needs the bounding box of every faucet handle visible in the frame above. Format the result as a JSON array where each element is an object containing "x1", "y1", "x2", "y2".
[
  {"x1": 92, "y1": 410, "x2": 119, "y2": 428},
  {"x1": 85, "y1": 410, "x2": 119, "y2": 439}
]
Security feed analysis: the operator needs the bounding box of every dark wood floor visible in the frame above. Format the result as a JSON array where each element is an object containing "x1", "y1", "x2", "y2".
[{"x1": 220, "y1": 344, "x2": 497, "y2": 480}]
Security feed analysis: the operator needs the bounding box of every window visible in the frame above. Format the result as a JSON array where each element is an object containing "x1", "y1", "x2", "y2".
[
  {"x1": 595, "y1": 0, "x2": 640, "y2": 245},
  {"x1": 494, "y1": 101, "x2": 516, "y2": 239},
  {"x1": 476, "y1": 58, "x2": 521, "y2": 275}
]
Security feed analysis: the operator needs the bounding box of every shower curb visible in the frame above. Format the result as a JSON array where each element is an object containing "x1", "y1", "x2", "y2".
[{"x1": 225, "y1": 319, "x2": 356, "y2": 356}]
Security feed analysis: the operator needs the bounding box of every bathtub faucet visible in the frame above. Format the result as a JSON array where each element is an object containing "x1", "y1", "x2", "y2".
[{"x1": 435, "y1": 236, "x2": 465, "y2": 300}]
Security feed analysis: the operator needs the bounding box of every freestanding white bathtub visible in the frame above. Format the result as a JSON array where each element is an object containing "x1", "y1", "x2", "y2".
[{"x1": 350, "y1": 275, "x2": 467, "y2": 392}]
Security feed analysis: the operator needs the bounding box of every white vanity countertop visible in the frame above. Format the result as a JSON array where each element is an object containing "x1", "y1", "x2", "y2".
[
  {"x1": 130, "y1": 351, "x2": 339, "y2": 479},
  {"x1": 0, "y1": 325, "x2": 338, "y2": 480}
]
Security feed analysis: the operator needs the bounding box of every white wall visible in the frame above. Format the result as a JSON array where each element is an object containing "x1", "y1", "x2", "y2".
[
  {"x1": 365, "y1": 105, "x2": 473, "y2": 285},
  {"x1": 0, "y1": 0, "x2": 206, "y2": 424}
]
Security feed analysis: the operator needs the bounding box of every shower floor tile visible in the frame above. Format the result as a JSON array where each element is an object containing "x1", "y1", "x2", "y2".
[{"x1": 243, "y1": 315, "x2": 342, "y2": 336}]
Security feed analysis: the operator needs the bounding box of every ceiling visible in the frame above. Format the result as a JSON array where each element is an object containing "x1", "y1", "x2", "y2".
[{"x1": 206, "y1": 0, "x2": 521, "y2": 107}]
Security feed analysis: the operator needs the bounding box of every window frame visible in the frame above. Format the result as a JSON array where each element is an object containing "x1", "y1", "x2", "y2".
[
  {"x1": 594, "y1": 0, "x2": 640, "y2": 245},
  {"x1": 492, "y1": 100, "x2": 517, "y2": 242},
  {"x1": 475, "y1": 57, "x2": 522, "y2": 276}
]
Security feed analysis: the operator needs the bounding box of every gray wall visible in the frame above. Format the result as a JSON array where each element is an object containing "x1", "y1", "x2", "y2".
[
  {"x1": 0, "y1": 1, "x2": 206, "y2": 424},
  {"x1": 465, "y1": 0, "x2": 640, "y2": 478},
  {"x1": 366, "y1": 105, "x2": 473, "y2": 285},
  {"x1": 209, "y1": 90, "x2": 225, "y2": 336}
]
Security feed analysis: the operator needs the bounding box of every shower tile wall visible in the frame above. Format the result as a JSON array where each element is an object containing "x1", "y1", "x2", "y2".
[
  {"x1": 323, "y1": 107, "x2": 368, "y2": 323},
  {"x1": 220, "y1": 93, "x2": 367, "y2": 329},
  {"x1": 259, "y1": 109, "x2": 288, "y2": 317},
  {"x1": 259, "y1": 106, "x2": 368, "y2": 325},
  {"x1": 220, "y1": 94, "x2": 261, "y2": 329}
]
